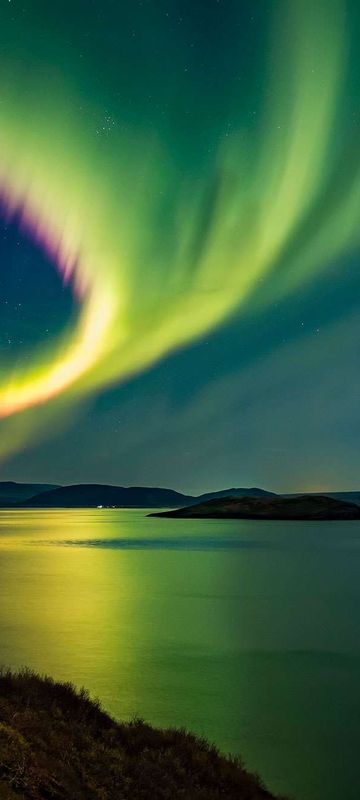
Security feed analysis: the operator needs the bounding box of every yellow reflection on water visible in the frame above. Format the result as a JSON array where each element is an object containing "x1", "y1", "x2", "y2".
[
  {"x1": 0, "y1": 510, "x2": 142, "y2": 712},
  {"x1": 0, "y1": 509, "x2": 238, "y2": 719}
]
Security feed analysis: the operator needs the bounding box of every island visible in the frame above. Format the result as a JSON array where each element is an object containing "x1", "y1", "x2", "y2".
[
  {"x1": 0, "y1": 669, "x2": 283, "y2": 800},
  {"x1": 149, "y1": 494, "x2": 360, "y2": 520}
]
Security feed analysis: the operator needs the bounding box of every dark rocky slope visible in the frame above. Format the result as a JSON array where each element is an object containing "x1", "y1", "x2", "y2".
[{"x1": 0, "y1": 670, "x2": 285, "y2": 800}]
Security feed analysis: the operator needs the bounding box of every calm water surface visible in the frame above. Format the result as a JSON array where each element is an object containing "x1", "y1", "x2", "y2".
[{"x1": 1, "y1": 509, "x2": 360, "y2": 800}]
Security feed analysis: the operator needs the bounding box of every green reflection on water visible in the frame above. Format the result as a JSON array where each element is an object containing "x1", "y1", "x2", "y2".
[{"x1": 1, "y1": 509, "x2": 360, "y2": 800}]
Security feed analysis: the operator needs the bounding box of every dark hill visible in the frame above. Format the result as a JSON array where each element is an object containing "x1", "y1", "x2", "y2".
[
  {"x1": 0, "y1": 669, "x2": 283, "y2": 800},
  {"x1": 0, "y1": 481, "x2": 59, "y2": 505},
  {"x1": 19, "y1": 483, "x2": 195, "y2": 508},
  {"x1": 14, "y1": 484, "x2": 277, "y2": 509},
  {"x1": 196, "y1": 487, "x2": 276, "y2": 503},
  {"x1": 150, "y1": 494, "x2": 360, "y2": 520}
]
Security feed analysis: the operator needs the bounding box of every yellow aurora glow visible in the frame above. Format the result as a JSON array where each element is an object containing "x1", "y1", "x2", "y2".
[{"x1": 0, "y1": 0, "x2": 359, "y2": 455}]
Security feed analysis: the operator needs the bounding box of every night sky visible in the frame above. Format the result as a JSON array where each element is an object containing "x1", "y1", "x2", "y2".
[{"x1": 0, "y1": 0, "x2": 360, "y2": 493}]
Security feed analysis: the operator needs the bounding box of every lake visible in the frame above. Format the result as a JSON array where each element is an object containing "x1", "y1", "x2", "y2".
[{"x1": 0, "y1": 509, "x2": 359, "y2": 799}]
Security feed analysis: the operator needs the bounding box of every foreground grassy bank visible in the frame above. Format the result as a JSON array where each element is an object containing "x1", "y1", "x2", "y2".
[{"x1": 0, "y1": 669, "x2": 287, "y2": 799}]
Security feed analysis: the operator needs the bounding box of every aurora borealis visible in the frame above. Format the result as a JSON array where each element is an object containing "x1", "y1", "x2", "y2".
[{"x1": 1, "y1": 0, "x2": 360, "y2": 490}]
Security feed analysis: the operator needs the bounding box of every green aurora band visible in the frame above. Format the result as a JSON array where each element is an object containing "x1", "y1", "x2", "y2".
[{"x1": 0, "y1": 0, "x2": 359, "y2": 458}]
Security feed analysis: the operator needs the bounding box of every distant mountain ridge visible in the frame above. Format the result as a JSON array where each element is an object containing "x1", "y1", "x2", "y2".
[
  {"x1": 1, "y1": 481, "x2": 360, "y2": 509},
  {"x1": 195, "y1": 487, "x2": 276, "y2": 503},
  {"x1": 288, "y1": 491, "x2": 360, "y2": 505},
  {"x1": 13, "y1": 484, "x2": 194, "y2": 509},
  {"x1": 0, "y1": 483, "x2": 275, "y2": 509},
  {"x1": 0, "y1": 481, "x2": 60, "y2": 505}
]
